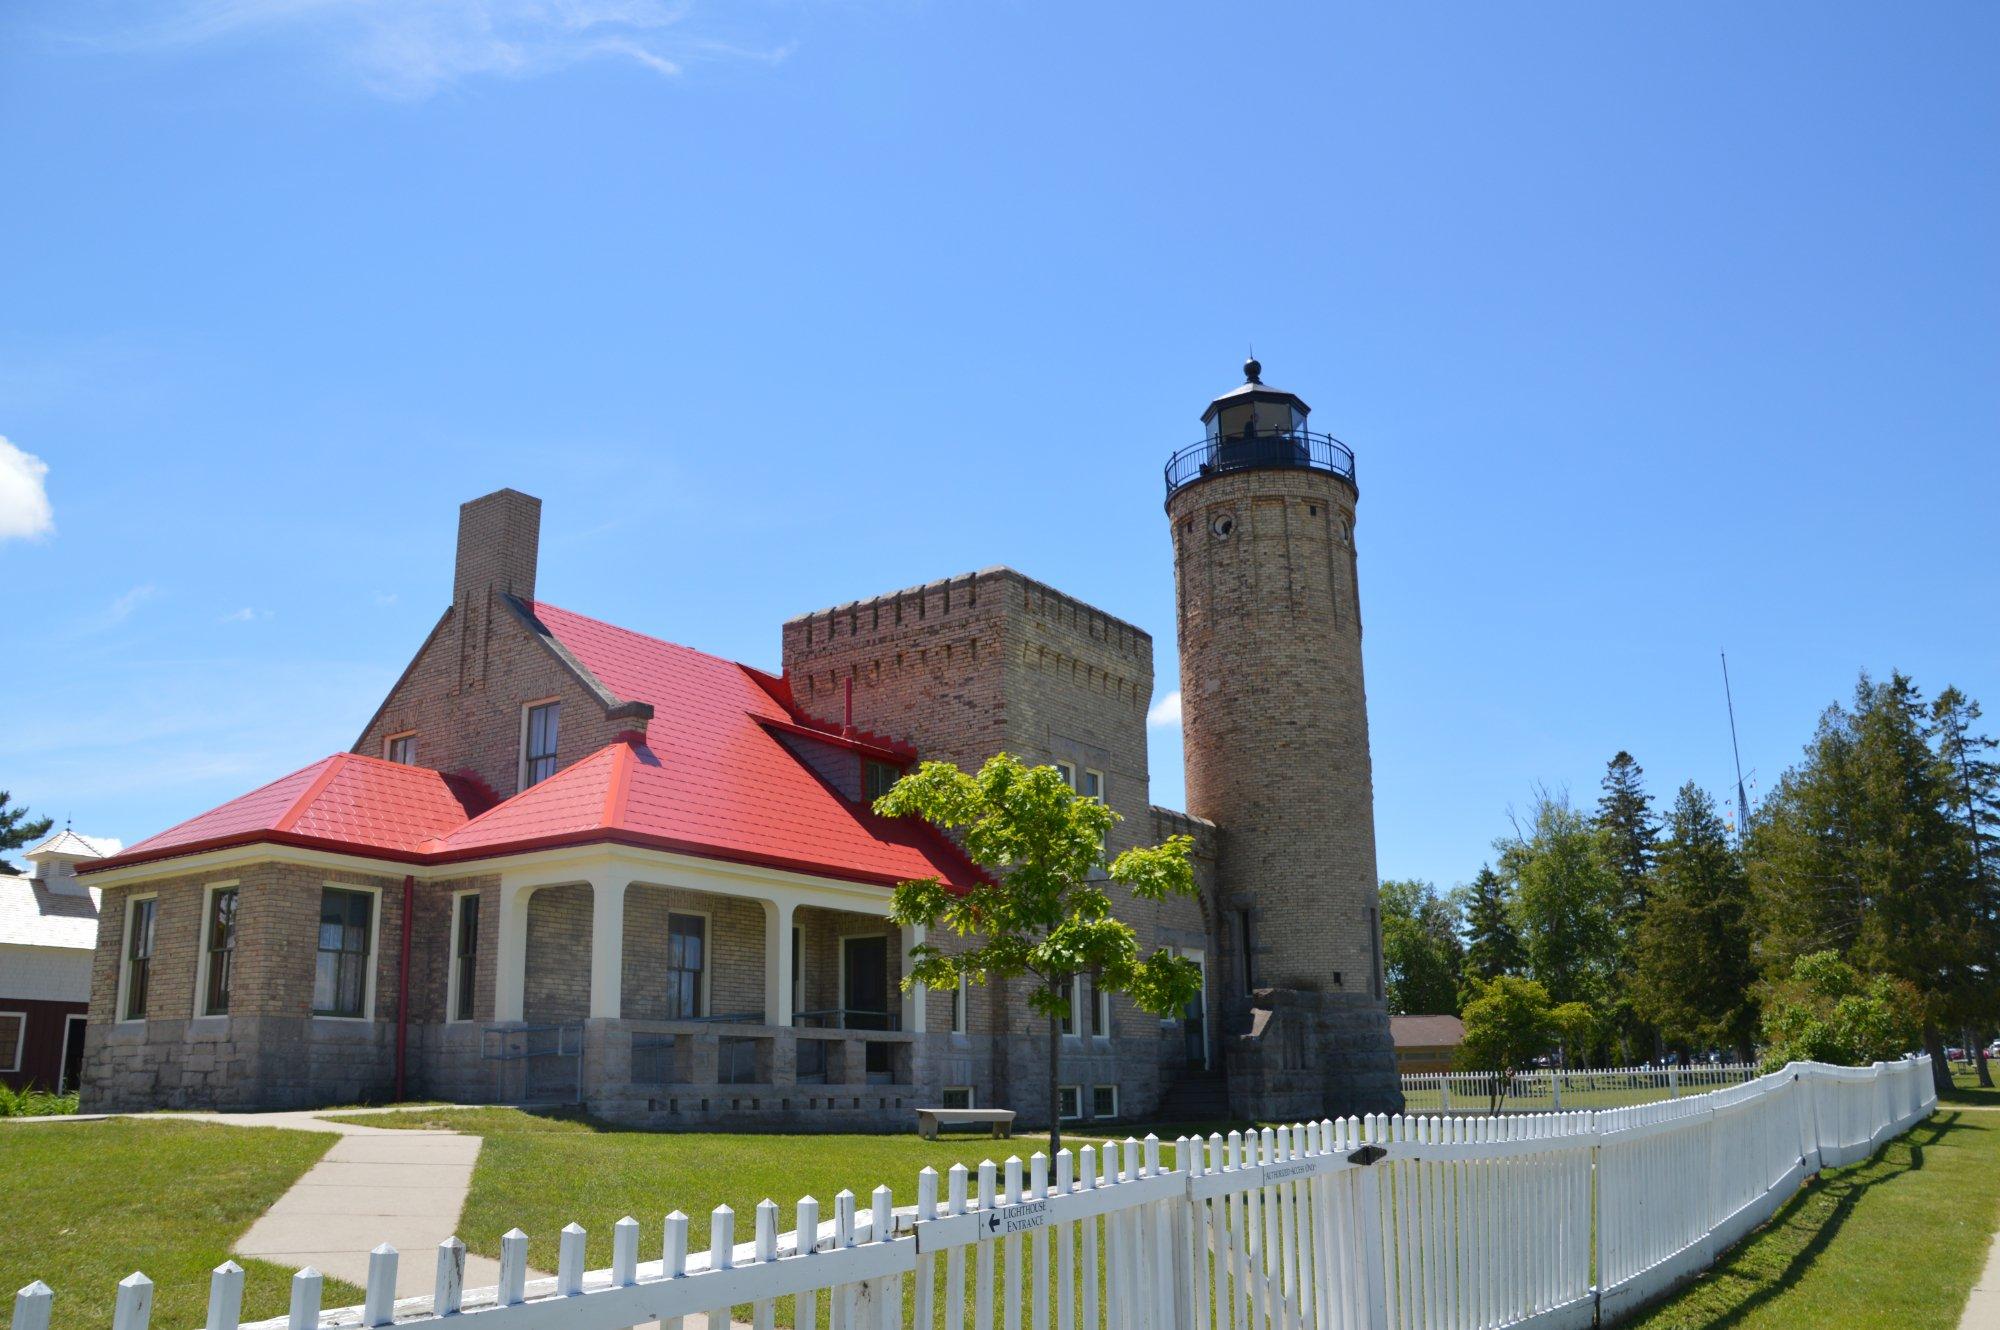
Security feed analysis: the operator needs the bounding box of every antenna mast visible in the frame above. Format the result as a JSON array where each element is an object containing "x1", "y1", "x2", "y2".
[{"x1": 1721, "y1": 651, "x2": 1750, "y2": 846}]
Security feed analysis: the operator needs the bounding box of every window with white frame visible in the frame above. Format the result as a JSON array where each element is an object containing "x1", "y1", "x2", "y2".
[
  {"x1": 941, "y1": 1086, "x2": 974, "y2": 1110},
  {"x1": 1081, "y1": 768, "x2": 1104, "y2": 801},
  {"x1": 950, "y1": 974, "x2": 968, "y2": 1034},
  {"x1": 314, "y1": 887, "x2": 376, "y2": 1018},
  {"x1": 667, "y1": 912, "x2": 706, "y2": 1019},
  {"x1": 121, "y1": 896, "x2": 158, "y2": 1021},
  {"x1": 1058, "y1": 1085, "x2": 1082, "y2": 1120},
  {"x1": 1092, "y1": 1084, "x2": 1118, "y2": 1120},
  {"x1": 1054, "y1": 760, "x2": 1076, "y2": 788},
  {"x1": 0, "y1": 1012, "x2": 23, "y2": 1074},
  {"x1": 199, "y1": 884, "x2": 239, "y2": 1016},
  {"x1": 1060, "y1": 974, "x2": 1084, "y2": 1036},
  {"x1": 1093, "y1": 977, "x2": 1111, "y2": 1038},
  {"x1": 522, "y1": 701, "x2": 560, "y2": 788},
  {"x1": 384, "y1": 732, "x2": 417, "y2": 765},
  {"x1": 449, "y1": 892, "x2": 480, "y2": 1022}
]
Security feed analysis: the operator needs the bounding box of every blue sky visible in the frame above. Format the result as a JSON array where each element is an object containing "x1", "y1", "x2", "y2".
[{"x1": 2, "y1": 2, "x2": 1994, "y2": 890}]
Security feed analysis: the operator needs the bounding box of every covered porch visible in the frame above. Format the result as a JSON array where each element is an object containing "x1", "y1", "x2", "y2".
[{"x1": 469, "y1": 849, "x2": 930, "y2": 1124}]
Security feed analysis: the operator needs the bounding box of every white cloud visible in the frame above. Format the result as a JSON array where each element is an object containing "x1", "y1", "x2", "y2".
[
  {"x1": 1147, "y1": 690, "x2": 1182, "y2": 728},
  {"x1": 102, "y1": 0, "x2": 793, "y2": 99},
  {"x1": 0, "y1": 436, "x2": 55, "y2": 542},
  {"x1": 220, "y1": 607, "x2": 271, "y2": 623},
  {"x1": 68, "y1": 584, "x2": 159, "y2": 637}
]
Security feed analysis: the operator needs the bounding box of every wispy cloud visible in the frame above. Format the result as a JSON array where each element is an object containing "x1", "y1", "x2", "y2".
[
  {"x1": 88, "y1": 0, "x2": 794, "y2": 99},
  {"x1": 71, "y1": 584, "x2": 159, "y2": 636},
  {"x1": 1147, "y1": 690, "x2": 1182, "y2": 728},
  {"x1": 0, "y1": 436, "x2": 55, "y2": 542},
  {"x1": 220, "y1": 607, "x2": 272, "y2": 623}
]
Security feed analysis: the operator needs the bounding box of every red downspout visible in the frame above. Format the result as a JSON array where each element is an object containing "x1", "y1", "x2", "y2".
[{"x1": 395, "y1": 874, "x2": 414, "y2": 1102}]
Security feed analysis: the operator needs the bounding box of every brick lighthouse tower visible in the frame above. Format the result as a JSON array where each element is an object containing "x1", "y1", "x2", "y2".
[{"x1": 1165, "y1": 358, "x2": 1403, "y2": 1118}]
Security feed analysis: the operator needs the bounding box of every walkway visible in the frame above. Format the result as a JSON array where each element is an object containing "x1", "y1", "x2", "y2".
[{"x1": 10, "y1": 1105, "x2": 529, "y2": 1299}]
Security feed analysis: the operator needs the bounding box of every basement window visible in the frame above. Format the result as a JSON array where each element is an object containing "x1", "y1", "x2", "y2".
[
  {"x1": 1092, "y1": 1085, "x2": 1119, "y2": 1120},
  {"x1": 942, "y1": 1086, "x2": 974, "y2": 1110},
  {"x1": 1058, "y1": 1085, "x2": 1082, "y2": 1121}
]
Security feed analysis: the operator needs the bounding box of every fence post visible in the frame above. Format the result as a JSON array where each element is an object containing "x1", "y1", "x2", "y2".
[
  {"x1": 1669, "y1": 1066, "x2": 1680, "y2": 1098},
  {"x1": 1552, "y1": 1070, "x2": 1563, "y2": 1110},
  {"x1": 1356, "y1": 1116, "x2": 1390, "y2": 1328},
  {"x1": 435, "y1": 1237, "x2": 467, "y2": 1317},
  {"x1": 11, "y1": 1282, "x2": 52, "y2": 1330},
  {"x1": 363, "y1": 1246, "x2": 397, "y2": 1328},
  {"x1": 112, "y1": 1273, "x2": 153, "y2": 1330},
  {"x1": 1439, "y1": 1076, "x2": 1450, "y2": 1114},
  {"x1": 286, "y1": 1269, "x2": 321, "y2": 1330}
]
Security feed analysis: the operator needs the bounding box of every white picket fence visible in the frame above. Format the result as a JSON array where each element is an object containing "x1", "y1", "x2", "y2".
[
  {"x1": 1396, "y1": 1063, "x2": 1760, "y2": 1116},
  {"x1": 11, "y1": 1058, "x2": 1936, "y2": 1330}
]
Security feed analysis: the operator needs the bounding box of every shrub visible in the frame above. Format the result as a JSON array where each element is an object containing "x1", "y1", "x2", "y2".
[
  {"x1": 1758, "y1": 950, "x2": 1921, "y2": 1070},
  {"x1": 0, "y1": 1084, "x2": 82, "y2": 1117}
]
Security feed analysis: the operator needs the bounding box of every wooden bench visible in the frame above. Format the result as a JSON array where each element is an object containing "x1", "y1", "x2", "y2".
[{"x1": 916, "y1": 1107, "x2": 1016, "y2": 1140}]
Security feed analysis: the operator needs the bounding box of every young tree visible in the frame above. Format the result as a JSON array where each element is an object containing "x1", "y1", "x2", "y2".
[
  {"x1": 1378, "y1": 879, "x2": 1464, "y2": 1015},
  {"x1": 1631, "y1": 783, "x2": 1759, "y2": 1061},
  {"x1": 1456, "y1": 975, "x2": 1591, "y2": 1108},
  {"x1": 1758, "y1": 950, "x2": 1921, "y2": 1071},
  {"x1": 1496, "y1": 790, "x2": 1622, "y2": 1035},
  {"x1": 0, "y1": 792, "x2": 53, "y2": 874},
  {"x1": 1455, "y1": 864, "x2": 1524, "y2": 984},
  {"x1": 877, "y1": 753, "x2": 1203, "y2": 1152}
]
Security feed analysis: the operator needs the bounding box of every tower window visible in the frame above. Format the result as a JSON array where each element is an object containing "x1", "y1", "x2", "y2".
[
  {"x1": 1236, "y1": 910, "x2": 1256, "y2": 995},
  {"x1": 1054, "y1": 760, "x2": 1077, "y2": 789}
]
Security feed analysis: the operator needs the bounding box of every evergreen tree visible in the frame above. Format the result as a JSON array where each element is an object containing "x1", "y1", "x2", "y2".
[
  {"x1": 1929, "y1": 686, "x2": 2000, "y2": 1087},
  {"x1": 1379, "y1": 879, "x2": 1464, "y2": 1015},
  {"x1": 1631, "y1": 783, "x2": 1759, "y2": 1061},
  {"x1": 1594, "y1": 751, "x2": 1660, "y2": 1060},
  {"x1": 1748, "y1": 672, "x2": 1982, "y2": 1095},
  {"x1": 1455, "y1": 865, "x2": 1523, "y2": 983},
  {"x1": 0, "y1": 792, "x2": 53, "y2": 875}
]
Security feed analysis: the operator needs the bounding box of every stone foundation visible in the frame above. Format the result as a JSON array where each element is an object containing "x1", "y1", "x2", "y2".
[{"x1": 1224, "y1": 988, "x2": 1404, "y2": 1122}]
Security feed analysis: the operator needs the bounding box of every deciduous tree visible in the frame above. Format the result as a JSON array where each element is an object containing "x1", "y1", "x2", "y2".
[
  {"x1": 877, "y1": 753, "x2": 1203, "y2": 1153},
  {"x1": 1378, "y1": 879, "x2": 1463, "y2": 1015}
]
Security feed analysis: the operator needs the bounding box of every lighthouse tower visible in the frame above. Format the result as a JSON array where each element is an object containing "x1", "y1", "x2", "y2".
[{"x1": 1165, "y1": 358, "x2": 1402, "y2": 1117}]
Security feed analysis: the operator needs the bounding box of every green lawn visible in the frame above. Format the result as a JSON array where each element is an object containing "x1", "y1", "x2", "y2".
[
  {"x1": 321, "y1": 1107, "x2": 1207, "y2": 1277},
  {"x1": 1626, "y1": 1104, "x2": 2000, "y2": 1329},
  {"x1": 0, "y1": 1121, "x2": 364, "y2": 1330}
]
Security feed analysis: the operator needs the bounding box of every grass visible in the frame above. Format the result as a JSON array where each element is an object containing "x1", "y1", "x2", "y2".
[
  {"x1": 320, "y1": 1106, "x2": 1213, "y2": 1277},
  {"x1": 0, "y1": 1120, "x2": 364, "y2": 1330},
  {"x1": 0, "y1": 1086, "x2": 81, "y2": 1117},
  {"x1": 1625, "y1": 1104, "x2": 2000, "y2": 1328}
]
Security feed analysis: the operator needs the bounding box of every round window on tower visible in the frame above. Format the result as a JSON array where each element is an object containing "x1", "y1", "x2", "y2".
[{"x1": 1210, "y1": 512, "x2": 1236, "y2": 540}]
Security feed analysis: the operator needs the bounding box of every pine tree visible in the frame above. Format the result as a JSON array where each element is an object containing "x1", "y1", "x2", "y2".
[
  {"x1": 1929, "y1": 686, "x2": 2000, "y2": 1087},
  {"x1": 1594, "y1": 752, "x2": 1660, "y2": 1060},
  {"x1": 0, "y1": 792, "x2": 53, "y2": 875},
  {"x1": 1456, "y1": 865, "x2": 1523, "y2": 983},
  {"x1": 1748, "y1": 672, "x2": 1981, "y2": 1094},
  {"x1": 1631, "y1": 783, "x2": 1759, "y2": 1061}
]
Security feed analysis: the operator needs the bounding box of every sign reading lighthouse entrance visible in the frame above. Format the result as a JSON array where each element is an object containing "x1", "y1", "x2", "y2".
[{"x1": 988, "y1": 1200, "x2": 1052, "y2": 1236}]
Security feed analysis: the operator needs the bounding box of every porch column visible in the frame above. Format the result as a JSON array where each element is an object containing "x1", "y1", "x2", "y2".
[
  {"x1": 900, "y1": 922, "x2": 926, "y2": 1032},
  {"x1": 763, "y1": 898, "x2": 796, "y2": 1028},
  {"x1": 589, "y1": 874, "x2": 629, "y2": 1020},
  {"x1": 494, "y1": 882, "x2": 533, "y2": 1022}
]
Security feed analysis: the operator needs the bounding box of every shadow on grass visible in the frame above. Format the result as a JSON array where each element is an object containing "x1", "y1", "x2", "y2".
[{"x1": 1644, "y1": 1114, "x2": 1964, "y2": 1329}]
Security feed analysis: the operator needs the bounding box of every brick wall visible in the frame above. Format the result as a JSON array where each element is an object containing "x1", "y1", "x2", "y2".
[
  {"x1": 622, "y1": 886, "x2": 767, "y2": 1020},
  {"x1": 782, "y1": 566, "x2": 1214, "y2": 1121}
]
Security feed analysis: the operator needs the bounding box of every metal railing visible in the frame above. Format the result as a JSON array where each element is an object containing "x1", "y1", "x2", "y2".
[
  {"x1": 793, "y1": 1008, "x2": 902, "y2": 1032},
  {"x1": 1163, "y1": 428, "x2": 1357, "y2": 501},
  {"x1": 480, "y1": 1023, "x2": 584, "y2": 1104}
]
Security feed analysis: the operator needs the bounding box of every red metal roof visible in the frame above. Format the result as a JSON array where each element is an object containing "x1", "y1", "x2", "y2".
[
  {"x1": 106, "y1": 753, "x2": 487, "y2": 866},
  {"x1": 89, "y1": 602, "x2": 980, "y2": 890}
]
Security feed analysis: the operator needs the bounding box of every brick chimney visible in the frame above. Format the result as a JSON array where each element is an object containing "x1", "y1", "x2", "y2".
[
  {"x1": 453, "y1": 489, "x2": 540, "y2": 691},
  {"x1": 455, "y1": 488, "x2": 540, "y2": 608}
]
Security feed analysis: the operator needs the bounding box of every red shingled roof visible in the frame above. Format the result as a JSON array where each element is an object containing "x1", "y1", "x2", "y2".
[
  {"x1": 111, "y1": 753, "x2": 487, "y2": 864},
  {"x1": 90, "y1": 601, "x2": 980, "y2": 891}
]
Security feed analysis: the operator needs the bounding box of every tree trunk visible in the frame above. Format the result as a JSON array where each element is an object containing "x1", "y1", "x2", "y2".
[
  {"x1": 1048, "y1": 974, "x2": 1064, "y2": 1157},
  {"x1": 1923, "y1": 1022, "x2": 1952, "y2": 1097},
  {"x1": 1977, "y1": 1042, "x2": 1994, "y2": 1090}
]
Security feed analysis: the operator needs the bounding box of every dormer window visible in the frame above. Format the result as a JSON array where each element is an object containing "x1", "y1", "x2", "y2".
[
  {"x1": 864, "y1": 760, "x2": 902, "y2": 804},
  {"x1": 522, "y1": 701, "x2": 560, "y2": 788},
  {"x1": 384, "y1": 733, "x2": 416, "y2": 765}
]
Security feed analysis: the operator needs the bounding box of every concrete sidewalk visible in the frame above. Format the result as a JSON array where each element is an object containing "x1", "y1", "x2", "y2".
[
  {"x1": 11, "y1": 1105, "x2": 537, "y2": 1298},
  {"x1": 1963, "y1": 1229, "x2": 2000, "y2": 1329}
]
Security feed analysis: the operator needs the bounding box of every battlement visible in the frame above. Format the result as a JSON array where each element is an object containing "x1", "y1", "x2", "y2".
[{"x1": 784, "y1": 566, "x2": 1151, "y2": 663}]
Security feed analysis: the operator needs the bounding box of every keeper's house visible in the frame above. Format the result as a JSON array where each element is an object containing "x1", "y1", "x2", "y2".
[{"x1": 77, "y1": 363, "x2": 1405, "y2": 1126}]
